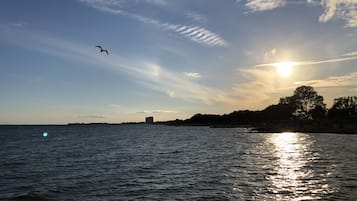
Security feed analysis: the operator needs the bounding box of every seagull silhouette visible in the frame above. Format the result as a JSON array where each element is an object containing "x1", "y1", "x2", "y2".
[{"x1": 95, "y1": 45, "x2": 109, "y2": 55}]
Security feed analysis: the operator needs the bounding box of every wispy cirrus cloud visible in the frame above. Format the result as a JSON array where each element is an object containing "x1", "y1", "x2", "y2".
[
  {"x1": 294, "y1": 72, "x2": 357, "y2": 88},
  {"x1": 186, "y1": 11, "x2": 207, "y2": 23},
  {"x1": 238, "y1": 0, "x2": 357, "y2": 28},
  {"x1": 78, "y1": 0, "x2": 167, "y2": 13},
  {"x1": 79, "y1": 0, "x2": 123, "y2": 14},
  {"x1": 162, "y1": 24, "x2": 227, "y2": 47},
  {"x1": 254, "y1": 51, "x2": 357, "y2": 69},
  {"x1": 78, "y1": 0, "x2": 227, "y2": 47},
  {"x1": 184, "y1": 72, "x2": 201, "y2": 78},
  {"x1": 0, "y1": 27, "x2": 229, "y2": 105},
  {"x1": 143, "y1": 0, "x2": 167, "y2": 6},
  {"x1": 108, "y1": 104, "x2": 121, "y2": 108},
  {"x1": 343, "y1": 51, "x2": 357, "y2": 57},
  {"x1": 226, "y1": 49, "x2": 357, "y2": 109},
  {"x1": 238, "y1": 0, "x2": 286, "y2": 12},
  {"x1": 136, "y1": 110, "x2": 178, "y2": 114}
]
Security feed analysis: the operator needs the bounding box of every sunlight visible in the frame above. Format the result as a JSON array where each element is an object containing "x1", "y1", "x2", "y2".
[
  {"x1": 266, "y1": 132, "x2": 333, "y2": 200},
  {"x1": 274, "y1": 62, "x2": 298, "y2": 78},
  {"x1": 269, "y1": 132, "x2": 308, "y2": 199}
]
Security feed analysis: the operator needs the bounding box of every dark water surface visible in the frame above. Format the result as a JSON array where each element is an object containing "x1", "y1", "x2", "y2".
[{"x1": 0, "y1": 125, "x2": 356, "y2": 200}]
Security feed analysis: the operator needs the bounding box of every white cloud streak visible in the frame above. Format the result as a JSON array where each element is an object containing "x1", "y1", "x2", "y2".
[
  {"x1": 343, "y1": 51, "x2": 357, "y2": 57},
  {"x1": 136, "y1": 110, "x2": 178, "y2": 114},
  {"x1": 78, "y1": 0, "x2": 227, "y2": 47},
  {"x1": 254, "y1": 53, "x2": 357, "y2": 69},
  {"x1": 79, "y1": 0, "x2": 123, "y2": 14},
  {"x1": 78, "y1": 115, "x2": 106, "y2": 118},
  {"x1": 294, "y1": 72, "x2": 357, "y2": 88},
  {"x1": 241, "y1": 0, "x2": 286, "y2": 12},
  {"x1": 135, "y1": 17, "x2": 228, "y2": 47},
  {"x1": 184, "y1": 72, "x2": 201, "y2": 78},
  {"x1": 108, "y1": 104, "x2": 121, "y2": 108}
]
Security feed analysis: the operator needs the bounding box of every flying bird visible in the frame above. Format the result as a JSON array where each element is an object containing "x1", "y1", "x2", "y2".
[{"x1": 96, "y1": 45, "x2": 109, "y2": 55}]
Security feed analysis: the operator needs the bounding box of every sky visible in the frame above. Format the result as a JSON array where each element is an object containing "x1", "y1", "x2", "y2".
[{"x1": 1, "y1": 0, "x2": 357, "y2": 124}]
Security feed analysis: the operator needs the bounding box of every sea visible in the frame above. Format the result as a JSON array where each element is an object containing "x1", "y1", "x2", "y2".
[{"x1": 0, "y1": 125, "x2": 356, "y2": 201}]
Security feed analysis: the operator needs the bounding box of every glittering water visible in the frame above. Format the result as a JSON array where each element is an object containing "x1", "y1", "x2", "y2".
[{"x1": 0, "y1": 125, "x2": 356, "y2": 200}]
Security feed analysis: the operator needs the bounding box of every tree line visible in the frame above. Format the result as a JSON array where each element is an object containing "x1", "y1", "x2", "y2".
[{"x1": 164, "y1": 86, "x2": 357, "y2": 128}]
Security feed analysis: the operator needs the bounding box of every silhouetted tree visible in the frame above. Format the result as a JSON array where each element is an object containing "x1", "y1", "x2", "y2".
[
  {"x1": 328, "y1": 96, "x2": 357, "y2": 120},
  {"x1": 290, "y1": 86, "x2": 325, "y2": 120},
  {"x1": 278, "y1": 86, "x2": 326, "y2": 120}
]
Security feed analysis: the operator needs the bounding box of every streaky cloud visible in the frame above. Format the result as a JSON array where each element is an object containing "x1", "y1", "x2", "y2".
[
  {"x1": 78, "y1": 115, "x2": 106, "y2": 119},
  {"x1": 184, "y1": 72, "x2": 201, "y2": 78},
  {"x1": 343, "y1": 51, "x2": 357, "y2": 57},
  {"x1": 78, "y1": 0, "x2": 123, "y2": 14},
  {"x1": 294, "y1": 72, "x2": 357, "y2": 88},
  {"x1": 131, "y1": 15, "x2": 228, "y2": 47},
  {"x1": 0, "y1": 28, "x2": 230, "y2": 105},
  {"x1": 253, "y1": 54, "x2": 357, "y2": 69},
  {"x1": 136, "y1": 110, "x2": 178, "y2": 114},
  {"x1": 241, "y1": 0, "x2": 286, "y2": 12},
  {"x1": 186, "y1": 11, "x2": 207, "y2": 23},
  {"x1": 78, "y1": 0, "x2": 227, "y2": 47},
  {"x1": 239, "y1": 0, "x2": 357, "y2": 28}
]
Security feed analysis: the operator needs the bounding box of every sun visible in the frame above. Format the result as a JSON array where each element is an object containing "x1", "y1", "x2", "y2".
[{"x1": 274, "y1": 62, "x2": 297, "y2": 78}]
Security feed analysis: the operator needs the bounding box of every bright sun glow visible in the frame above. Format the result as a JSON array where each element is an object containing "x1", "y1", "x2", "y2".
[{"x1": 274, "y1": 62, "x2": 298, "y2": 78}]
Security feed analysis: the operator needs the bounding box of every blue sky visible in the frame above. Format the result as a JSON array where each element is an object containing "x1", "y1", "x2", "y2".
[{"x1": 1, "y1": 0, "x2": 357, "y2": 124}]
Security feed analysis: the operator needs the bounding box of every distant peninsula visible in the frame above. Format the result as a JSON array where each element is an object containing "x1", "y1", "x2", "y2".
[{"x1": 158, "y1": 85, "x2": 357, "y2": 134}]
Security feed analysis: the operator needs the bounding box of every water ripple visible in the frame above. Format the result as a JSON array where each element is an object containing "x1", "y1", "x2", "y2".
[{"x1": 0, "y1": 125, "x2": 356, "y2": 200}]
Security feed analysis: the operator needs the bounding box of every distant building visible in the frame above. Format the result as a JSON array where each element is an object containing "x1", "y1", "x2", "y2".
[{"x1": 145, "y1": 116, "x2": 154, "y2": 124}]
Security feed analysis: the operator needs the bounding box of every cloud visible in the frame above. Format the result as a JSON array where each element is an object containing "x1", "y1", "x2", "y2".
[
  {"x1": 241, "y1": 0, "x2": 286, "y2": 12},
  {"x1": 108, "y1": 104, "x2": 121, "y2": 108},
  {"x1": 143, "y1": 0, "x2": 167, "y2": 6},
  {"x1": 162, "y1": 24, "x2": 228, "y2": 47},
  {"x1": 125, "y1": 15, "x2": 228, "y2": 47},
  {"x1": 231, "y1": 50, "x2": 357, "y2": 109},
  {"x1": 263, "y1": 48, "x2": 277, "y2": 62},
  {"x1": 254, "y1": 52, "x2": 357, "y2": 69},
  {"x1": 79, "y1": 0, "x2": 167, "y2": 13},
  {"x1": 294, "y1": 72, "x2": 357, "y2": 88},
  {"x1": 238, "y1": 0, "x2": 357, "y2": 28},
  {"x1": 184, "y1": 72, "x2": 201, "y2": 78},
  {"x1": 343, "y1": 51, "x2": 357, "y2": 57},
  {"x1": 228, "y1": 67, "x2": 357, "y2": 109},
  {"x1": 79, "y1": 0, "x2": 123, "y2": 14},
  {"x1": 136, "y1": 110, "x2": 178, "y2": 114},
  {"x1": 0, "y1": 28, "x2": 229, "y2": 105},
  {"x1": 186, "y1": 11, "x2": 207, "y2": 23},
  {"x1": 78, "y1": 0, "x2": 227, "y2": 47},
  {"x1": 317, "y1": 0, "x2": 357, "y2": 28}
]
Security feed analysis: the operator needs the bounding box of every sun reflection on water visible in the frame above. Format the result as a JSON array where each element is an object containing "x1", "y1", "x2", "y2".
[{"x1": 267, "y1": 132, "x2": 333, "y2": 200}]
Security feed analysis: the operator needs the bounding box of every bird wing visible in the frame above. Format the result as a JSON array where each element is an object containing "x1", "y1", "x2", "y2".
[
  {"x1": 103, "y1": 50, "x2": 109, "y2": 55},
  {"x1": 95, "y1": 45, "x2": 103, "y2": 50}
]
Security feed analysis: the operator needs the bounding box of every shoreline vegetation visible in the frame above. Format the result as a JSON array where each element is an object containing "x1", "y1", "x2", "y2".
[{"x1": 158, "y1": 85, "x2": 357, "y2": 134}]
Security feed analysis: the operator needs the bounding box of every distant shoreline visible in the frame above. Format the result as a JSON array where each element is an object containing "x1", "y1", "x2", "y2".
[{"x1": 1, "y1": 121, "x2": 356, "y2": 134}]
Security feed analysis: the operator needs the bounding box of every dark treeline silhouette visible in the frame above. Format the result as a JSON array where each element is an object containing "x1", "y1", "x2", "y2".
[{"x1": 161, "y1": 86, "x2": 357, "y2": 133}]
